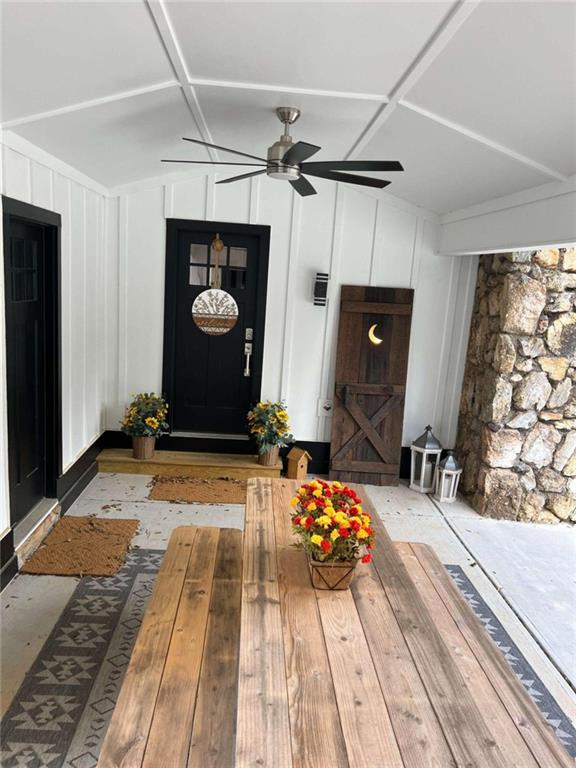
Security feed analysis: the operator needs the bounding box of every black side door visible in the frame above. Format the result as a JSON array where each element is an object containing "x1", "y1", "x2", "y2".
[
  {"x1": 163, "y1": 221, "x2": 270, "y2": 436},
  {"x1": 4, "y1": 220, "x2": 46, "y2": 524}
]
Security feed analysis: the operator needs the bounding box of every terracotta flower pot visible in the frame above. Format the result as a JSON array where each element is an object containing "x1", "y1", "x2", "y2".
[
  {"x1": 132, "y1": 436, "x2": 156, "y2": 460},
  {"x1": 308, "y1": 556, "x2": 357, "y2": 590},
  {"x1": 258, "y1": 445, "x2": 280, "y2": 466}
]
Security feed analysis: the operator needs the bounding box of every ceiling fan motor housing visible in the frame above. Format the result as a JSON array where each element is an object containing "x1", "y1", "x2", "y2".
[{"x1": 267, "y1": 137, "x2": 300, "y2": 180}]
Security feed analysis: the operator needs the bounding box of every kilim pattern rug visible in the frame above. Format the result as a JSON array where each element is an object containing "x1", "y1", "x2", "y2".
[{"x1": 1, "y1": 555, "x2": 574, "y2": 767}]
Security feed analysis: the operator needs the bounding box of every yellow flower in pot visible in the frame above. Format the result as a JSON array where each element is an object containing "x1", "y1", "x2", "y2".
[
  {"x1": 121, "y1": 393, "x2": 169, "y2": 460},
  {"x1": 247, "y1": 401, "x2": 294, "y2": 466}
]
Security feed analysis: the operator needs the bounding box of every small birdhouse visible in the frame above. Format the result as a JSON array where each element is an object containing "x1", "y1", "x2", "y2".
[{"x1": 286, "y1": 446, "x2": 312, "y2": 480}]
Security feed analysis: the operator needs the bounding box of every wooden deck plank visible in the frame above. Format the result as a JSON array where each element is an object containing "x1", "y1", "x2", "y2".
[
  {"x1": 316, "y1": 587, "x2": 404, "y2": 768},
  {"x1": 351, "y1": 563, "x2": 457, "y2": 768},
  {"x1": 272, "y1": 480, "x2": 349, "y2": 768},
  {"x1": 410, "y1": 543, "x2": 573, "y2": 768},
  {"x1": 188, "y1": 528, "x2": 243, "y2": 768},
  {"x1": 360, "y1": 488, "x2": 509, "y2": 768},
  {"x1": 97, "y1": 448, "x2": 281, "y2": 479},
  {"x1": 235, "y1": 478, "x2": 293, "y2": 768},
  {"x1": 97, "y1": 526, "x2": 197, "y2": 768},
  {"x1": 396, "y1": 542, "x2": 540, "y2": 768},
  {"x1": 142, "y1": 527, "x2": 220, "y2": 768}
]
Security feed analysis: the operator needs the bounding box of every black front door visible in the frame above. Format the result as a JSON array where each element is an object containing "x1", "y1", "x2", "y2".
[
  {"x1": 4, "y1": 220, "x2": 46, "y2": 525},
  {"x1": 163, "y1": 220, "x2": 270, "y2": 435}
]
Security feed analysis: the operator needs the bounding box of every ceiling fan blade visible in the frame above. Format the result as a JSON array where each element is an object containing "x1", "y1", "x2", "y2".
[
  {"x1": 302, "y1": 160, "x2": 404, "y2": 172},
  {"x1": 215, "y1": 169, "x2": 267, "y2": 185},
  {"x1": 182, "y1": 137, "x2": 268, "y2": 163},
  {"x1": 162, "y1": 160, "x2": 266, "y2": 166},
  {"x1": 290, "y1": 176, "x2": 317, "y2": 197},
  {"x1": 282, "y1": 141, "x2": 321, "y2": 166},
  {"x1": 304, "y1": 169, "x2": 391, "y2": 189}
]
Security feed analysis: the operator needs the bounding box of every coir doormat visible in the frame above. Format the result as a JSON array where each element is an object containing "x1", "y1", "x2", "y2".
[
  {"x1": 21, "y1": 516, "x2": 139, "y2": 577},
  {"x1": 148, "y1": 476, "x2": 246, "y2": 504}
]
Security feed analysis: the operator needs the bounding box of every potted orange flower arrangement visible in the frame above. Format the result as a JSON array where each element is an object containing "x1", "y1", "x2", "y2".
[{"x1": 290, "y1": 479, "x2": 375, "y2": 590}]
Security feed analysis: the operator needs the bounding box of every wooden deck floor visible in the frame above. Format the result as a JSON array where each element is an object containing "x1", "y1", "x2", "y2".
[{"x1": 98, "y1": 478, "x2": 572, "y2": 768}]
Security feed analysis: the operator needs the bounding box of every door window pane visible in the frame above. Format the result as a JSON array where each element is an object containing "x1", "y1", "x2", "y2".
[
  {"x1": 229, "y1": 247, "x2": 247, "y2": 268},
  {"x1": 189, "y1": 265, "x2": 207, "y2": 286},
  {"x1": 190, "y1": 244, "x2": 207, "y2": 264}
]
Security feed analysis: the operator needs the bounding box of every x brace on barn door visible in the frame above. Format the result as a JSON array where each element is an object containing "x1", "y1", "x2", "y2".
[{"x1": 331, "y1": 384, "x2": 405, "y2": 473}]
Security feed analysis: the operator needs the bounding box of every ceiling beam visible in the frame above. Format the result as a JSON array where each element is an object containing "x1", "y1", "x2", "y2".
[
  {"x1": 145, "y1": 0, "x2": 217, "y2": 161},
  {"x1": 0, "y1": 81, "x2": 180, "y2": 130},
  {"x1": 346, "y1": 0, "x2": 482, "y2": 159},
  {"x1": 400, "y1": 100, "x2": 567, "y2": 182}
]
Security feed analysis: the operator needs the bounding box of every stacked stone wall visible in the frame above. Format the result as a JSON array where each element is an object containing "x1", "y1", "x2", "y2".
[{"x1": 457, "y1": 248, "x2": 576, "y2": 523}]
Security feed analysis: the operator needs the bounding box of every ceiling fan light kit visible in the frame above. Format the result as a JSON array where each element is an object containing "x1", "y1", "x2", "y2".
[{"x1": 162, "y1": 107, "x2": 404, "y2": 197}]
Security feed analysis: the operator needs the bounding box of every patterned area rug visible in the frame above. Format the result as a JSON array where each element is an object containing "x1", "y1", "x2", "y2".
[{"x1": 1, "y1": 556, "x2": 574, "y2": 767}]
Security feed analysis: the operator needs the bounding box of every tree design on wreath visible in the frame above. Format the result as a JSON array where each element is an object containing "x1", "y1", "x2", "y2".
[{"x1": 192, "y1": 288, "x2": 239, "y2": 335}]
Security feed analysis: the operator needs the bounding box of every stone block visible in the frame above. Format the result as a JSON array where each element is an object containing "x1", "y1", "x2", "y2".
[
  {"x1": 517, "y1": 337, "x2": 546, "y2": 357},
  {"x1": 547, "y1": 313, "x2": 576, "y2": 361},
  {"x1": 546, "y1": 293, "x2": 573, "y2": 313},
  {"x1": 493, "y1": 334, "x2": 516, "y2": 373},
  {"x1": 519, "y1": 491, "x2": 545, "y2": 521},
  {"x1": 533, "y1": 248, "x2": 559, "y2": 269},
  {"x1": 515, "y1": 358, "x2": 533, "y2": 373},
  {"x1": 536, "y1": 467, "x2": 566, "y2": 493},
  {"x1": 563, "y1": 454, "x2": 576, "y2": 477},
  {"x1": 506, "y1": 410, "x2": 537, "y2": 429},
  {"x1": 538, "y1": 356, "x2": 569, "y2": 381},
  {"x1": 539, "y1": 411, "x2": 563, "y2": 421},
  {"x1": 500, "y1": 274, "x2": 546, "y2": 334},
  {"x1": 513, "y1": 371, "x2": 552, "y2": 411},
  {"x1": 482, "y1": 428, "x2": 522, "y2": 468},
  {"x1": 561, "y1": 247, "x2": 576, "y2": 272},
  {"x1": 521, "y1": 423, "x2": 562, "y2": 468},
  {"x1": 481, "y1": 375, "x2": 512, "y2": 424},
  {"x1": 547, "y1": 378, "x2": 572, "y2": 409},
  {"x1": 553, "y1": 432, "x2": 576, "y2": 472},
  {"x1": 545, "y1": 494, "x2": 576, "y2": 521},
  {"x1": 482, "y1": 469, "x2": 523, "y2": 520}
]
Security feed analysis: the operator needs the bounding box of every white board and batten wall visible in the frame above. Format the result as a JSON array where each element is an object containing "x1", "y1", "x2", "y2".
[
  {"x1": 0, "y1": 131, "x2": 477, "y2": 536},
  {"x1": 0, "y1": 133, "x2": 110, "y2": 536},
  {"x1": 109, "y1": 169, "x2": 478, "y2": 449}
]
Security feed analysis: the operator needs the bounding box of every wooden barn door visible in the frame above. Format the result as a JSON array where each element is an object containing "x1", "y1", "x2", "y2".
[{"x1": 329, "y1": 285, "x2": 413, "y2": 486}]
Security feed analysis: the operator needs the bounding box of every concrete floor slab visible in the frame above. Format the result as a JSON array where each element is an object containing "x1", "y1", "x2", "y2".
[{"x1": 449, "y1": 515, "x2": 576, "y2": 688}]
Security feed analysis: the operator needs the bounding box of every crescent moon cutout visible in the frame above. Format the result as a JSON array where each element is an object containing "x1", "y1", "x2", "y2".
[{"x1": 368, "y1": 323, "x2": 383, "y2": 345}]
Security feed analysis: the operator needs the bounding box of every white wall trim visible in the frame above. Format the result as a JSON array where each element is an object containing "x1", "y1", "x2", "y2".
[
  {"x1": 187, "y1": 76, "x2": 388, "y2": 103},
  {"x1": 1, "y1": 81, "x2": 180, "y2": 130},
  {"x1": 279, "y1": 191, "x2": 302, "y2": 402}
]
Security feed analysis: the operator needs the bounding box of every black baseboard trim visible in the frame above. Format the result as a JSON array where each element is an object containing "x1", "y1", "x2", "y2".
[
  {"x1": 1, "y1": 554, "x2": 18, "y2": 591},
  {"x1": 56, "y1": 437, "x2": 103, "y2": 514},
  {"x1": 0, "y1": 528, "x2": 17, "y2": 591}
]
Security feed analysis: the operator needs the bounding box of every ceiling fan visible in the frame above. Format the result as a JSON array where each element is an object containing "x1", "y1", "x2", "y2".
[{"x1": 162, "y1": 107, "x2": 404, "y2": 197}]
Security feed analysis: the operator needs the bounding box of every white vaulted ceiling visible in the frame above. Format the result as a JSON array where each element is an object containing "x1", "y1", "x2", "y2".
[{"x1": 1, "y1": 1, "x2": 575, "y2": 213}]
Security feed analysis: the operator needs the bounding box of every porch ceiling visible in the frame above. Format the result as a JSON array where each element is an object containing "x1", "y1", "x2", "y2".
[{"x1": 1, "y1": 1, "x2": 574, "y2": 213}]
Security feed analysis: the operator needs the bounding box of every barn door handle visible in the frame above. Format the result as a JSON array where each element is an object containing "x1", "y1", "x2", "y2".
[{"x1": 244, "y1": 343, "x2": 253, "y2": 377}]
